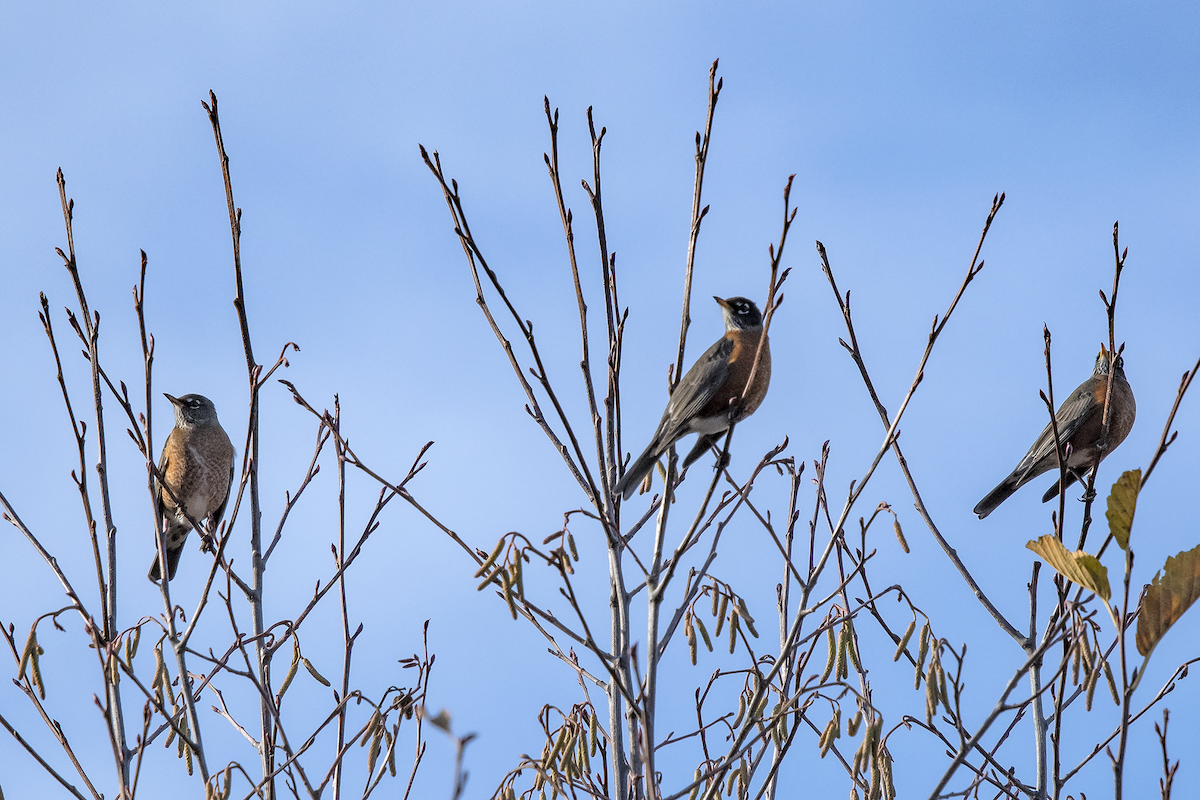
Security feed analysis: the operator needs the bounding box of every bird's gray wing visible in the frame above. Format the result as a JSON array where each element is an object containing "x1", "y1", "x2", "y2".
[
  {"x1": 154, "y1": 438, "x2": 172, "y2": 519},
  {"x1": 1013, "y1": 383, "x2": 1097, "y2": 480},
  {"x1": 657, "y1": 336, "x2": 733, "y2": 443},
  {"x1": 209, "y1": 464, "x2": 235, "y2": 529}
]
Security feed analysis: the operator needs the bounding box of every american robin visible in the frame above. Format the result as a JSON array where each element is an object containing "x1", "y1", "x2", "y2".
[
  {"x1": 615, "y1": 296, "x2": 771, "y2": 501},
  {"x1": 974, "y1": 346, "x2": 1135, "y2": 519},
  {"x1": 148, "y1": 393, "x2": 235, "y2": 581}
]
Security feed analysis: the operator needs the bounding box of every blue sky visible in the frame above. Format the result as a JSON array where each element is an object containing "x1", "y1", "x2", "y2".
[{"x1": 2, "y1": 2, "x2": 1199, "y2": 797}]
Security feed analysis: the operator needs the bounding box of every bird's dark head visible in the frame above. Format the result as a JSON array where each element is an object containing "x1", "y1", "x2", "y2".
[
  {"x1": 165, "y1": 393, "x2": 220, "y2": 427},
  {"x1": 714, "y1": 296, "x2": 763, "y2": 331},
  {"x1": 1093, "y1": 345, "x2": 1125, "y2": 378}
]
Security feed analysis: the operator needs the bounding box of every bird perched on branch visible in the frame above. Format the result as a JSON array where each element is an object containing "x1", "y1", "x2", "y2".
[
  {"x1": 149, "y1": 393, "x2": 235, "y2": 581},
  {"x1": 615, "y1": 296, "x2": 771, "y2": 501},
  {"x1": 974, "y1": 346, "x2": 1135, "y2": 519}
]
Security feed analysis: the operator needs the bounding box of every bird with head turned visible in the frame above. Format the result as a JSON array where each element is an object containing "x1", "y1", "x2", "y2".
[
  {"x1": 974, "y1": 345, "x2": 1135, "y2": 519},
  {"x1": 615, "y1": 296, "x2": 771, "y2": 501},
  {"x1": 149, "y1": 393, "x2": 235, "y2": 581}
]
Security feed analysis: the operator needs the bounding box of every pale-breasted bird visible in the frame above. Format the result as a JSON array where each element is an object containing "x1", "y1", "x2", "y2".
[
  {"x1": 149, "y1": 393, "x2": 235, "y2": 581},
  {"x1": 974, "y1": 346, "x2": 1135, "y2": 519},
  {"x1": 615, "y1": 296, "x2": 771, "y2": 501}
]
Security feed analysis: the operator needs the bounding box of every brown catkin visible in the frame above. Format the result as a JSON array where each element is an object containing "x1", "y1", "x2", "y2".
[
  {"x1": 820, "y1": 624, "x2": 836, "y2": 684},
  {"x1": 1104, "y1": 660, "x2": 1120, "y2": 705},
  {"x1": 846, "y1": 618, "x2": 863, "y2": 673},
  {"x1": 1085, "y1": 658, "x2": 1100, "y2": 711},
  {"x1": 836, "y1": 622, "x2": 849, "y2": 680},
  {"x1": 695, "y1": 615, "x2": 713, "y2": 652},
  {"x1": 736, "y1": 597, "x2": 758, "y2": 638},
  {"x1": 914, "y1": 622, "x2": 930, "y2": 689},
  {"x1": 893, "y1": 518, "x2": 908, "y2": 553},
  {"x1": 474, "y1": 538, "x2": 505, "y2": 578},
  {"x1": 894, "y1": 619, "x2": 915, "y2": 662}
]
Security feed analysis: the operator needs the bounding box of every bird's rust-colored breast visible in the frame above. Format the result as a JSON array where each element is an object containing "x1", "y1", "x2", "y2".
[
  {"x1": 700, "y1": 329, "x2": 771, "y2": 421},
  {"x1": 160, "y1": 425, "x2": 234, "y2": 522},
  {"x1": 1106, "y1": 373, "x2": 1136, "y2": 449}
]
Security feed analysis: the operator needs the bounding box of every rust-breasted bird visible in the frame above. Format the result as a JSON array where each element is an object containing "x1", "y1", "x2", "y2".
[
  {"x1": 149, "y1": 393, "x2": 235, "y2": 581},
  {"x1": 614, "y1": 296, "x2": 771, "y2": 501},
  {"x1": 974, "y1": 346, "x2": 1135, "y2": 519}
]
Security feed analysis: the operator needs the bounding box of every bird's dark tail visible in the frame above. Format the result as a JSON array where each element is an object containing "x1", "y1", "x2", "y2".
[
  {"x1": 148, "y1": 522, "x2": 189, "y2": 582},
  {"x1": 1040, "y1": 470, "x2": 1080, "y2": 504},
  {"x1": 681, "y1": 433, "x2": 720, "y2": 470},
  {"x1": 974, "y1": 475, "x2": 1021, "y2": 519},
  {"x1": 615, "y1": 444, "x2": 663, "y2": 501}
]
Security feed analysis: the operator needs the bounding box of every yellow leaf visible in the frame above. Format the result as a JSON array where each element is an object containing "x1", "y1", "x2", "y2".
[
  {"x1": 1106, "y1": 469, "x2": 1141, "y2": 551},
  {"x1": 1137, "y1": 544, "x2": 1200, "y2": 656},
  {"x1": 1026, "y1": 535, "x2": 1111, "y2": 602},
  {"x1": 1076, "y1": 553, "x2": 1111, "y2": 604}
]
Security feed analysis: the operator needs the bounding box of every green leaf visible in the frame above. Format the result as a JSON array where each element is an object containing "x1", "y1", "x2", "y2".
[
  {"x1": 1106, "y1": 469, "x2": 1141, "y2": 551},
  {"x1": 1026, "y1": 534, "x2": 1111, "y2": 602},
  {"x1": 1137, "y1": 544, "x2": 1200, "y2": 656}
]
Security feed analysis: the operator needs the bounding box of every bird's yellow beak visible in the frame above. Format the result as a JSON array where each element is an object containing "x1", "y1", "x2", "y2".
[
  {"x1": 164, "y1": 393, "x2": 181, "y2": 406},
  {"x1": 713, "y1": 296, "x2": 731, "y2": 310}
]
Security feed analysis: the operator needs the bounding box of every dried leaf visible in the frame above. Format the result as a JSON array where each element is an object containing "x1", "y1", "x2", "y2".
[
  {"x1": 1026, "y1": 534, "x2": 1111, "y2": 602},
  {"x1": 1106, "y1": 469, "x2": 1141, "y2": 551},
  {"x1": 1136, "y1": 543, "x2": 1200, "y2": 656},
  {"x1": 425, "y1": 708, "x2": 452, "y2": 733}
]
